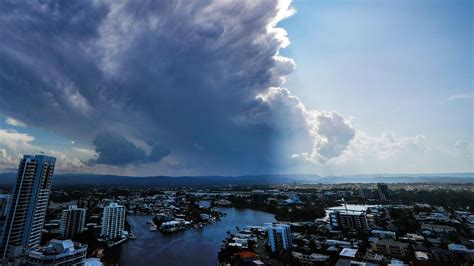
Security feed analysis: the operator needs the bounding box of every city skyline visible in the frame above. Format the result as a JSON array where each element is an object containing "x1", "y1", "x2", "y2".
[
  {"x1": 0, "y1": 153, "x2": 472, "y2": 265},
  {"x1": 0, "y1": 0, "x2": 472, "y2": 177}
]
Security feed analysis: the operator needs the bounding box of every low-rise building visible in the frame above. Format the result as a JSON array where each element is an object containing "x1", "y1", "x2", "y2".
[
  {"x1": 448, "y1": 243, "x2": 471, "y2": 253},
  {"x1": 335, "y1": 259, "x2": 378, "y2": 266},
  {"x1": 372, "y1": 239, "x2": 410, "y2": 258},
  {"x1": 388, "y1": 259, "x2": 408, "y2": 265},
  {"x1": 414, "y1": 251, "x2": 429, "y2": 261},
  {"x1": 330, "y1": 210, "x2": 369, "y2": 231},
  {"x1": 371, "y1": 229, "x2": 396, "y2": 239},
  {"x1": 325, "y1": 239, "x2": 351, "y2": 247},
  {"x1": 339, "y1": 248, "x2": 358, "y2": 259},
  {"x1": 200, "y1": 214, "x2": 210, "y2": 220},
  {"x1": 292, "y1": 251, "x2": 330, "y2": 265},
  {"x1": 27, "y1": 239, "x2": 87, "y2": 266},
  {"x1": 84, "y1": 257, "x2": 103, "y2": 266},
  {"x1": 399, "y1": 233, "x2": 425, "y2": 242},
  {"x1": 421, "y1": 224, "x2": 457, "y2": 234}
]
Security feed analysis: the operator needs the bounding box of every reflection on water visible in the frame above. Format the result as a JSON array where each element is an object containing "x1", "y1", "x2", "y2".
[{"x1": 120, "y1": 208, "x2": 276, "y2": 266}]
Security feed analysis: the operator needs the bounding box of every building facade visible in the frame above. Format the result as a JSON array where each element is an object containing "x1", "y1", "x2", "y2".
[
  {"x1": 59, "y1": 205, "x2": 86, "y2": 239},
  {"x1": 100, "y1": 202, "x2": 125, "y2": 240},
  {"x1": 264, "y1": 223, "x2": 292, "y2": 253},
  {"x1": 0, "y1": 194, "x2": 11, "y2": 240},
  {"x1": 372, "y1": 239, "x2": 410, "y2": 258},
  {"x1": 0, "y1": 194, "x2": 10, "y2": 218},
  {"x1": 27, "y1": 239, "x2": 87, "y2": 265},
  {"x1": 0, "y1": 155, "x2": 56, "y2": 259},
  {"x1": 292, "y1": 251, "x2": 329, "y2": 265},
  {"x1": 330, "y1": 210, "x2": 369, "y2": 231},
  {"x1": 377, "y1": 183, "x2": 390, "y2": 201}
]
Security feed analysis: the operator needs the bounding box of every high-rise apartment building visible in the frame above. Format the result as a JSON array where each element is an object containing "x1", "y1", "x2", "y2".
[
  {"x1": 0, "y1": 194, "x2": 11, "y2": 244},
  {"x1": 264, "y1": 223, "x2": 292, "y2": 253},
  {"x1": 0, "y1": 194, "x2": 10, "y2": 218},
  {"x1": 59, "y1": 205, "x2": 86, "y2": 239},
  {"x1": 377, "y1": 183, "x2": 390, "y2": 201},
  {"x1": 100, "y1": 202, "x2": 125, "y2": 240},
  {"x1": 0, "y1": 155, "x2": 56, "y2": 259}
]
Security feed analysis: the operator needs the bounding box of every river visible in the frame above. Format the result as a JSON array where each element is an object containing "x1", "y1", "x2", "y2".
[{"x1": 120, "y1": 208, "x2": 276, "y2": 266}]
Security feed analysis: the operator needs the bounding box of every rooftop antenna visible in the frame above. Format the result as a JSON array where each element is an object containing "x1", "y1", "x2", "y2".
[{"x1": 343, "y1": 198, "x2": 348, "y2": 212}]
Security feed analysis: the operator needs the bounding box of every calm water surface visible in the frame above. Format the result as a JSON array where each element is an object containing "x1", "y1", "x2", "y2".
[{"x1": 120, "y1": 208, "x2": 276, "y2": 266}]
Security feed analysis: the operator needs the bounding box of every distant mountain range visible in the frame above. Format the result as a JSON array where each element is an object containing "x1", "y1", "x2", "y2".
[{"x1": 0, "y1": 172, "x2": 472, "y2": 186}]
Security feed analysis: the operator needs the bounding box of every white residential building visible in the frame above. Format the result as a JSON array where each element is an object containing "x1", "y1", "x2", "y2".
[{"x1": 101, "y1": 202, "x2": 125, "y2": 240}]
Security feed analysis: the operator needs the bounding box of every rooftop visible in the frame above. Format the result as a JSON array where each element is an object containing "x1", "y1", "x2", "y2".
[{"x1": 339, "y1": 248, "x2": 358, "y2": 258}]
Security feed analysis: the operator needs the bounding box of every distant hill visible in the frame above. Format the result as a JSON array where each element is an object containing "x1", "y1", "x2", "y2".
[
  {"x1": 0, "y1": 173, "x2": 321, "y2": 186},
  {"x1": 319, "y1": 173, "x2": 474, "y2": 184},
  {"x1": 0, "y1": 172, "x2": 472, "y2": 186}
]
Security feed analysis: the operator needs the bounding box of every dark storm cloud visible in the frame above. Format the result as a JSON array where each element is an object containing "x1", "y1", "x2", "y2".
[
  {"x1": 0, "y1": 0, "x2": 109, "y2": 138},
  {"x1": 88, "y1": 132, "x2": 170, "y2": 165},
  {"x1": 0, "y1": 0, "x2": 355, "y2": 173}
]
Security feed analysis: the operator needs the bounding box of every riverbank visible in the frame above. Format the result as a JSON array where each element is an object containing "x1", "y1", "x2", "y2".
[{"x1": 119, "y1": 208, "x2": 276, "y2": 266}]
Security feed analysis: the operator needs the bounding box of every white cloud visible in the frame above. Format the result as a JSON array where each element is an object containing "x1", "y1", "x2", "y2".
[
  {"x1": 447, "y1": 92, "x2": 473, "y2": 101},
  {"x1": 258, "y1": 87, "x2": 355, "y2": 163},
  {"x1": 455, "y1": 140, "x2": 473, "y2": 163},
  {"x1": 336, "y1": 131, "x2": 427, "y2": 162},
  {"x1": 0, "y1": 129, "x2": 35, "y2": 151},
  {"x1": 61, "y1": 80, "x2": 92, "y2": 114},
  {"x1": 5, "y1": 117, "x2": 27, "y2": 127},
  {"x1": 72, "y1": 147, "x2": 97, "y2": 158},
  {"x1": 0, "y1": 129, "x2": 35, "y2": 169},
  {"x1": 289, "y1": 128, "x2": 473, "y2": 175},
  {"x1": 0, "y1": 148, "x2": 16, "y2": 167},
  {"x1": 45, "y1": 150, "x2": 83, "y2": 170},
  {"x1": 0, "y1": 128, "x2": 95, "y2": 172},
  {"x1": 305, "y1": 132, "x2": 474, "y2": 175}
]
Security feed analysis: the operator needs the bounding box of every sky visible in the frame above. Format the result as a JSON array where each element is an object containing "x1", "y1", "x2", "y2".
[{"x1": 0, "y1": 0, "x2": 472, "y2": 176}]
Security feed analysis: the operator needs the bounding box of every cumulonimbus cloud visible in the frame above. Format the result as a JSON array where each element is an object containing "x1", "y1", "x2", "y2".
[
  {"x1": 0, "y1": 0, "x2": 355, "y2": 174},
  {"x1": 88, "y1": 132, "x2": 170, "y2": 165}
]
